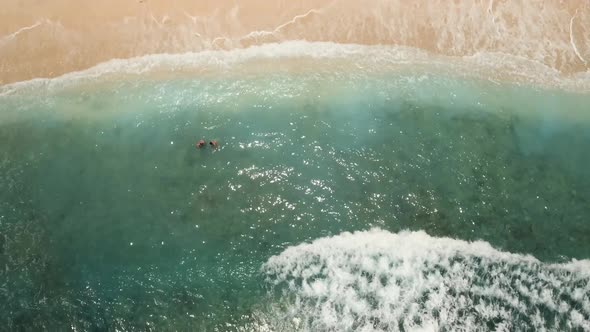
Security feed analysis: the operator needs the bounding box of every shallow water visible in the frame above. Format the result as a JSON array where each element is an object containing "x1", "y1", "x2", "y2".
[{"x1": 1, "y1": 68, "x2": 590, "y2": 330}]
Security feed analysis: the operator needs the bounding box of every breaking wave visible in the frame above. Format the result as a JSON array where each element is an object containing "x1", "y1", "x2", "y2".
[{"x1": 258, "y1": 229, "x2": 590, "y2": 331}]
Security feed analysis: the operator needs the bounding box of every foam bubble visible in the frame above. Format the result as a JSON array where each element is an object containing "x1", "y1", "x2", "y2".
[
  {"x1": 257, "y1": 229, "x2": 590, "y2": 331},
  {"x1": 1, "y1": 41, "x2": 589, "y2": 97}
]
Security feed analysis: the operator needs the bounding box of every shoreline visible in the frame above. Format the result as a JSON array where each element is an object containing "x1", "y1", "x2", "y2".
[
  {"x1": 2, "y1": 43, "x2": 590, "y2": 128},
  {"x1": 1, "y1": 42, "x2": 589, "y2": 96},
  {"x1": 1, "y1": 0, "x2": 589, "y2": 85}
]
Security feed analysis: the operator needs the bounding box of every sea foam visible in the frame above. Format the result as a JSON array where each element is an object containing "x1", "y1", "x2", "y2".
[
  {"x1": 1, "y1": 41, "x2": 589, "y2": 97},
  {"x1": 257, "y1": 229, "x2": 590, "y2": 331}
]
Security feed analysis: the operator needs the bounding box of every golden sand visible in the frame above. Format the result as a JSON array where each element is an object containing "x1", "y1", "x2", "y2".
[{"x1": 1, "y1": 0, "x2": 589, "y2": 85}]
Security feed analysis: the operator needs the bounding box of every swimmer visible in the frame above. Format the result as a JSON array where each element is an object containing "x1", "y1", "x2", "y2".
[
  {"x1": 209, "y1": 140, "x2": 219, "y2": 149},
  {"x1": 196, "y1": 140, "x2": 206, "y2": 149}
]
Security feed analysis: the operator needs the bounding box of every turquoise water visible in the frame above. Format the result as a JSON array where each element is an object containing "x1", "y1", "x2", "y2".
[{"x1": 1, "y1": 68, "x2": 590, "y2": 331}]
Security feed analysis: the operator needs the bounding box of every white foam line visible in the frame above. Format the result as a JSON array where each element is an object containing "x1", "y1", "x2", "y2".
[
  {"x1": 0, "y1": 42, "x2": 418, "y2": 94},
  {"x1": 0, "y1": 41, "x2": 588, "y2": 96},
  {"x1": 185, "y1": 6, "x2": 326, "y2": 46},
  {"x1": 242, "y1": 7, "x2": 324, "y2": 40},
  {"x1": 0, "y1": 21, "x2": 44, "y2": 45},
  {"x1": 569, "y1": 10, "x2": 588, "y2": 66}
]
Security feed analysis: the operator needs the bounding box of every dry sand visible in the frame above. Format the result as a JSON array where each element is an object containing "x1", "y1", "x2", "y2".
[{"x1": 1, "y1": 0, "x2": 589, "y2": 85}]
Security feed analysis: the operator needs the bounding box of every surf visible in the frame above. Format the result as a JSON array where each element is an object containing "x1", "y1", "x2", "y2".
[
  {"x1": 1, "y1": 42, "x2": 590, "y2": 97},
  {"x1": 258, "y1": 229, "x2": 590, "y2": 331}
]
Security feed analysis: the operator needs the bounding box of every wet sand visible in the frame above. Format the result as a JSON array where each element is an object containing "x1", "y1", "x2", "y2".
[{"x1": 1, "y1": 0, "x2": 589, "y2": 85}]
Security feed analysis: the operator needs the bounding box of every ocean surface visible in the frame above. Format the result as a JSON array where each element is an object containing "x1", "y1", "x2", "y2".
[{"x1": 1, "y1": 44, "x2": 590, "y2": 331}]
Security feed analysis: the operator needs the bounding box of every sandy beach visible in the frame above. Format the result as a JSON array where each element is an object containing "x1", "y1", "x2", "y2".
[{"x1": 1, "y1": 0, "x2": 589, "y2": 85}]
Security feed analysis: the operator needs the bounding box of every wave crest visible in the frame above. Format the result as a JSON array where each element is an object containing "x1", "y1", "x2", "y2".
[{"x1": 258, "y1": 229, "x2": 590, "y2": 331}]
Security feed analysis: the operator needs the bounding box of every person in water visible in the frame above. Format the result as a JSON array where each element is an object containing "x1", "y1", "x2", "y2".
[
  {"x1": 209, "y1": 140, "x2": 219, "y2": 149},
  {"x1": 196, "y1": 140, "x2": 206, "y2": 149}
]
